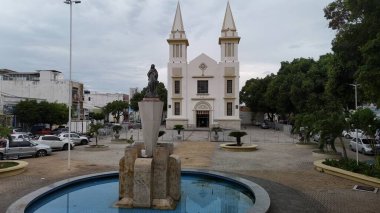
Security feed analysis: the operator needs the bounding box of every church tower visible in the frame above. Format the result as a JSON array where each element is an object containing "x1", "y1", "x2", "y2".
[
  {"x1": 219, "y1": 1, "x2": 240, "y2": 62},
  {"x1": 167, "y1": 2, "x2": 188, "y2": 63},
  {"x1": 219, "y1": 1, "x2": 241, "y2": 126},
  {"x1": 166, "y1": 2, "x2": 189, "y2": 127}
]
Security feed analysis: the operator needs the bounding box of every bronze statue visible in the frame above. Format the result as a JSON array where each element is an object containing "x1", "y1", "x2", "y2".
[{"x1": 145, "y1": 64, "x2": 158, "y2": 98}]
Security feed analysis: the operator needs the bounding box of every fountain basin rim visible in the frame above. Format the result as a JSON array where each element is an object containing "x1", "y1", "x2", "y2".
[{"x1": 6, "y1": 169, "x2": 270, "y2": 213}]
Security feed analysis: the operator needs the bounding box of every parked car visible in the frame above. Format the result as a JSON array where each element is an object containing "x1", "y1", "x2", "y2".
[
  {"x1": 342, "y1": 129, "x2": 364, "y2": 139},
  {"x1": 57, "y1": 133, "x2": 89, "y2": 145},
  {"x1": 32, "y1": 135, "x2": 75, "y2": 151},
  {"x1": 312, "y1": 132, "x2": 320, "y2": 142},
  {"x1": 0, "y1": 139, "x2": 52, "y2": 160},
  {"x1": 11, "y1": 133, "x2": 31, "y2": 142},
  {"x1": 253, "y1": 120, "x2": 262, "y2": 126},
  {"x1": 127, "y1": 122, "x2": 141, "y2": 129},
  {"x1": 31, "y1": 125, "x2": 52, "y2": 136},
  {"x1": 12, "y1": 128, "x2": 24, "y2": 134},
  {"x1": 349, "y1": 138, "x2": 380, "y2": 155},
  {"x1": 260, "y1": 121, "x2": 269, "y2": 129},
  {"x1": 51, "y1": 127, "x2": 68, "y2": 135}
]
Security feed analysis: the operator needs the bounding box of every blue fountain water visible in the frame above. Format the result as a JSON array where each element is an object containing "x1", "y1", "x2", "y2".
[{"x1": 26, "y1": 174, "x2": 254, "y2": 213}]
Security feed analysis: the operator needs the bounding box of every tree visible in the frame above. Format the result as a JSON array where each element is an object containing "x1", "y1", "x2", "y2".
[
  {"x1": 349, "y1": 108, "x2": 379, "y2": 137},
  {"x1": 349, "y1": 108, "x2": 380, "y2": 168},
  {"x1": 240, "y1": 74, "x2": 276, "y2": 120},
  {"x1": 104, "y1": 100, "x2": 129, "y2": 123},
  {"x1": 89, "y1": 112, "x2": 105, "y2": 121},
  {"x1": 37, "y1": 101, "x2": 68, "y2": 128},
  {"x1": 14, "y1": 100, "x2": 39, "y2": 128},
  {"x1": 240, "y1": 56, "x2": 330, "y2": 121},
  {"x1": 0, "y1": 126, "x2": 11, "y2": 141},
  {"x1": 89, "y1": 123, "x2": 103, "y2": 146},
  {"x1": 324, "y1": 0, "x2": 380, "y2": 105},
  {"x1": 130, "y1": 92, "x2": 145, "y2": 112},
  {"x1": 14, "y1": 100, "x2": 68, "y2": 129},
  {"x1": 129, "y1": 81, "x2": 168, "y2": 112}
]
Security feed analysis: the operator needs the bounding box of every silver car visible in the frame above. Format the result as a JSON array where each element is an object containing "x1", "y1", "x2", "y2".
[
  {"x1": 57, "y1": 133, "x2": 89, "y2": 145},
  {"x1": 349, "y1": 138, "x2": 379, "y2": 155},
  {"x1": 11, "y1": 133, "x2": 31, "y2": 142},
  {"x1": 0, "y1": 139, "x2": 52, "y2": 160}
]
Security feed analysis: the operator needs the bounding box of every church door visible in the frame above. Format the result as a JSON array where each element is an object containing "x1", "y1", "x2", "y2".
[{"x1": 196, "y1": 110, "x2": 209, "y2": 128}]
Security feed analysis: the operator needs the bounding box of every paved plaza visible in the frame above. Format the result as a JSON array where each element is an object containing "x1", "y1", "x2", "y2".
[{"x1": 1, "y1": 127, "x2": 379, "y2": 213}]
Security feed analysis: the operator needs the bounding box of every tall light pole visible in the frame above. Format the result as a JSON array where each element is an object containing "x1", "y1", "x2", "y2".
[
  {"x1": 64, "y1": 0, "x2": 81, "y2": 170},
  {"x1": 349, "y1": 83, "x2": 360, "y2": 165}
]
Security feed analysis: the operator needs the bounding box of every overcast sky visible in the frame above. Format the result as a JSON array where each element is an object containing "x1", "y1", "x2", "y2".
[{"x1": 0, "y1": 0, "x2": 335, "y2": 94}]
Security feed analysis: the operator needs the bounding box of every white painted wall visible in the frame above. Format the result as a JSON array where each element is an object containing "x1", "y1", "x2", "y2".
[
  {"x1": 84, "y1": 91, "x2": 127, "y2": 123},
  {"x1": 1, "y1": 72, "x2": 69, "y2": 104},
  {"x1": 84, "y1": 92, "x2": 124, "y2": 109}
]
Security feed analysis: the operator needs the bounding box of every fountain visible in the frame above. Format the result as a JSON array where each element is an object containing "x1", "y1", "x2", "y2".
[
  {"x1": 6, "y1": 65, "x2": 270, "y2": 213},
  {"x1": 116, "y1": 64, "x2": 181, "y2": 209}
]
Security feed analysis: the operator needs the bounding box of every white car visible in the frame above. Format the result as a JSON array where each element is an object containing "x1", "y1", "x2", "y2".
[
  {"x1": 349, "y1": 138, "x2": 379, "y2": 155},
  {"x1": 342, "y1": 129, "x2": 364, "y2": 139},
  {"x1": 32, "y1": 135, "x2": 75, "y2": 151},
  {"x1": 11, "y1": 133, "x2": 31, "y2": 142},
  {"x1": 57, "y1": 133, "x2": 89, "y2": 145}
]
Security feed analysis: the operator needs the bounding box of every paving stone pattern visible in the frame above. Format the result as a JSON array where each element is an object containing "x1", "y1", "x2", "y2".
[{"x1": 0, "y1": 126, "x2": 379, "y2": 213}]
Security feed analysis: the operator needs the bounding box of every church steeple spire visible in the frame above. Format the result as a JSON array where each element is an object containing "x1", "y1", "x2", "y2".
[
  {"x1": 167, "y1": 1, "x2": 188, "y2": 63},
  {"x1": 221, "y1": 1, "x2": 237, "y2": 32},
  {"x1": 219, "y1": 2, "x2": 240, "y2": 62},
  {"x1": 172, "y1": 2, "x2": 184, "y2": 32}
]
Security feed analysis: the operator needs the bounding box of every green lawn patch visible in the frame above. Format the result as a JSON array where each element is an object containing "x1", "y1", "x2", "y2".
[{"x1": 0, "y1": 162, "x2": 19, "y2": 169}]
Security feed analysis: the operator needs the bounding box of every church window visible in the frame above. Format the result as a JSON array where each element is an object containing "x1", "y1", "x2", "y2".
[
  {"x1": 227, "y1": 102, "x2": 233, "y2": 116},
  {"x1": 227, "y1": 80, "x2": 233, "y2": 93},
  {"x1": 197, "y1": 80, "x2": 208, "y2": 94},
  {"x1": 174, "y1": 102, "x2": 180, "y2": 115},
  {"x1": 174, "y1": 80, "x2": 180, "y2": 94},
  {"x1": 180, "y1": 45, "x2": 182, "y2": 57}
]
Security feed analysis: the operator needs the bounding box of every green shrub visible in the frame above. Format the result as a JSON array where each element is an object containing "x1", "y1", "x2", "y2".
[
  {"x1": 173, "y1": 125, "x2": 184, "y2": 135},
  {"x1": 228, "y1": 131, "x2": 247, "y2": 146},
  {"x1": 211, "y1": 127, "x2": 222, "y2": 135},
  {"x1": 323, "y1": 159, "x2": 380, "y2": 178},
  {"x1": 112, "y1": 125, "x2": 122, "y2": 134}
]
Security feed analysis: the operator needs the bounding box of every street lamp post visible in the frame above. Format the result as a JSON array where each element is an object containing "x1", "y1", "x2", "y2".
[
  {"x1": 64, "y1": 0, "x2": 81, "y2": 170},
  {"x1": 349, "y1": 83, "x2": 360, "y2": 165}
]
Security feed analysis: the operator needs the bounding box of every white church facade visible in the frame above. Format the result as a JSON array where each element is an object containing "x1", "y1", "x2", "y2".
[{"x1": 166, "y1": 2, "x2": 241, "y2": 130}]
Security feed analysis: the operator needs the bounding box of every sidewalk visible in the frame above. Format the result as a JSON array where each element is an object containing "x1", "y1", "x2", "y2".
[{"x1": 1, "y1": 127, "x2": 379, "y2": 213}]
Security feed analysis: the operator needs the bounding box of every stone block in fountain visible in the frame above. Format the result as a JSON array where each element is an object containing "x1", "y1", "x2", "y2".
[{"x1": 116, "y1": 65, "x2": 181, "y2": 210}]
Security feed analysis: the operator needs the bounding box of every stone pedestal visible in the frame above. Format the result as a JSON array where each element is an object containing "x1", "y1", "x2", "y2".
[
  {"x1": 133, "y1": 158, "x2": 153, "y2": 208},
  {"x1": 116, "y1": 98, "x2": 180, "y2": 210},
  {"x1": 138, "y1": 98, "x2": 163, "y2": 157},
  {"x1": 116, "y1": 141, "x2": 181, "y2": 210}
]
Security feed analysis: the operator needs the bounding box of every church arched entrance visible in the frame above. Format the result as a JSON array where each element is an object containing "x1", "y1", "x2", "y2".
[{"x1": 194, "y1": 101, "x2": 212, "y2": 128}]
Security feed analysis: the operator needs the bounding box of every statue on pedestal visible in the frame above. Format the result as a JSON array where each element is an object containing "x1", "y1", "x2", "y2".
[{"x1": 145, "y1": 64, "x2": 158, "y2": 98}]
